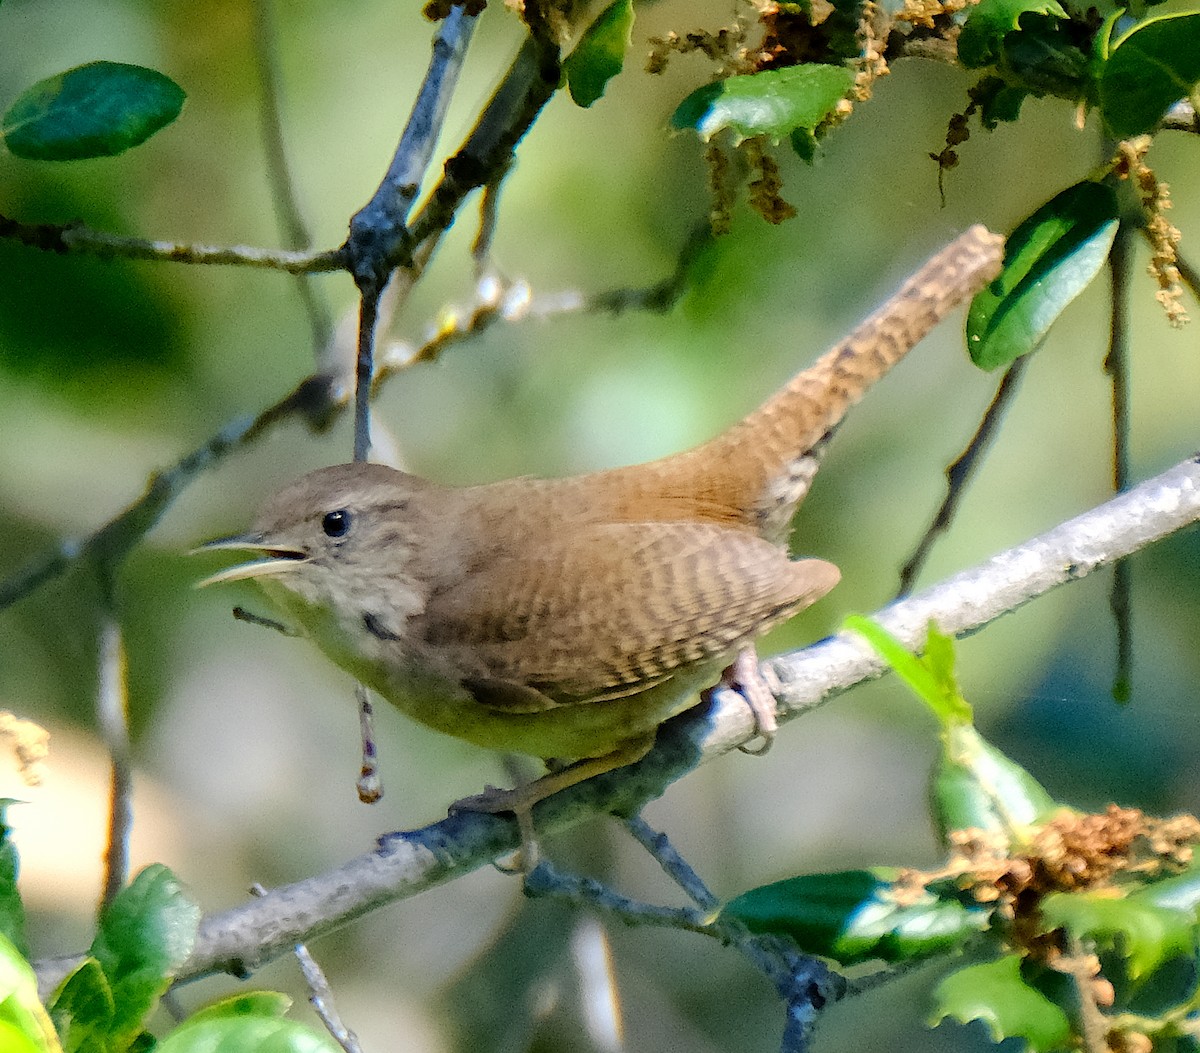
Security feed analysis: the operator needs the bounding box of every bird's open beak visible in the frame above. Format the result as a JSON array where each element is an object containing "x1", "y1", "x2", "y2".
[{"x1": 192, "y1": 534, "x2": 309, "y2": 587}]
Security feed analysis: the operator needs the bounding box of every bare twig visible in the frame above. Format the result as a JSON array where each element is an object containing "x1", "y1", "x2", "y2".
[
  {"x1": 96, "y1": 611, "x2": 132, "y2": 913},
  {"x1": 402, "y1": 34, "x2": 561, "y2": 273},
  {"x1": 896, "y1": 355, "x2": 1029, "y2": 596},
  {"x1": 625, "y1": 814, "x2": 719, "y2": 911},
  {"x1": 1105, "y1": 221, "x2": 1134, "y2": 702},
  {"x1": 29, "y1": 453, "x2": 1192, "y2": 995},
  {"x1": 526, "y1": 850, "x2": 839, "y2": 1053},
  {"x1": 353, "y1": 291, "x2": 380, "y2": 462},
  {"x1": 295, "y1": 942, "x2": 366, "y2": 1053},
  {"x1": 250, "y1": 0, "x2": 334, "y2": 353},
  {"x1": 345, "y1": 5, "x2": 479, "y2": 291},
  {"x1": 0, "y1": 211, "x2": 345, "y2": 272},
  {"x1": 0, "y1": 378, "x2": 342, "y2": 612}
]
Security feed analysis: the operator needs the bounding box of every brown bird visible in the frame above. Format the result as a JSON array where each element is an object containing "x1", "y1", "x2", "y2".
[{"x1": 200, "y1": 226, "x2": 1004, "y2": 816}]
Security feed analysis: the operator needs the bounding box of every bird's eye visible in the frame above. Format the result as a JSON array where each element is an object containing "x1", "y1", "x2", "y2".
[{"x1": 322, "y1": 509, "x2": 352, "y2": 538}]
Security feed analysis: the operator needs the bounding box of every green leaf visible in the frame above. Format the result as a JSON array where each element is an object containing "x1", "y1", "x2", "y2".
[
  {"x1": 0, "y1": 933, "x2": 62, "y2": 1053},
  {"x1": 671, "y1": 63, "x2": 853, "y2": 142},
  {"x1": 724, "y1": 868, "x2": 991, "y2": 965},
  {"x1": 1134, "y1": 861, "x2": 1200, "y2": 916},
  {"x1": 1041, "y1": 891, "x2": 1197, "y2": 981},
  {"x1": 957, "y1": 0, "x2": 1068, "y2": 68},
  {"x1": 1100, "y1": 12, "x2": 1200, "y2": 138},
  {"x1": 843, "y1": 617, "x2": 973, "y2": 727},
  {"x1": 157, "y1": 1011, "x2": 342, "y2": 1053},
  {"x1": 90, "y1": 866, "x2": 201, "y2": 1050},
  {"x1": 934, "y1": 722, "x2": 1059, "y2": 841},
  {"x1": 966, "y1": 180, "x2": 1118, "y2": 371},
  {"x1": 47, "y1": 958, "x2": 115, "y2": 1053},
  {"x1": 2, "y1": 61, "x2": 185, "y2": 161},
  {"x1": 563, "y1": 0, "x2": 634, "y2": 108},
  {"x1": 0, "y1": 801, "x2": 29, "y2": 960},
  {"x1": 183, "y1": 992, "x2": 293, "y2": 1025},
  {"x1": 932, "y1": 954, "x2": 1072, "y2": 1051}
]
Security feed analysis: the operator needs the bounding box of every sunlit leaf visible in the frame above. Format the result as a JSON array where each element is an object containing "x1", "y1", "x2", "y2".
[
  {"x1": 932, "y1": 955, "x2": 1072, "y2": 1051},
  {"x1": 724, "y1": 868, "x2": 990, "y2": 965},
  {"x1": 183, "y1": 992, "x2": 293, "y2": 1024},
  {"x1": 1100, "y1": 12, "x2": 1200, "y2": 138},
  {"x1": 157, "y1": 1011, "x2": 342, "y2": 1053},
  {"x1": 2, "y1": 61, "x2": 184, "y2": 160},
  {"x1": 0, "y1": 934, "x2": 62, "y2": 1053},
  {"x1": 563, "y1": 0, "x2": 634, "y2": 107},
  {"x1": 843, "y1": 618, "x2": 972, "y2": 727},
  {"x1": 957, "y1": 0, "x2": 1068, "y2": 68},
  {"x1": 967, "y1": 180, "x2": 1118, "y2": 371},
  {"x1": 1042, "y1": 891, "x2": 1197, "y2": 980},
  {"x1": 671, "y1": 63, "x2": 853, "y2": 142}
]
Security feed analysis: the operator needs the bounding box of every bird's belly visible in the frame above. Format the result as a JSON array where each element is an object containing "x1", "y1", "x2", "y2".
[{"x1": 370, "y1": 659, "x2": 722, "y2": 760}]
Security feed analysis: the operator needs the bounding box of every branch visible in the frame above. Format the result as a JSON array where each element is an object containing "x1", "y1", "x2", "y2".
[
  {"x1": 345, "y1": 4, "x2": 479, "y2": 291},
  {"x1": 0, "y1": 212, "x2": 345, "y2": 272},
  {"x1": 33, "y1": 454, "x2": 1193, "y2": 993}
]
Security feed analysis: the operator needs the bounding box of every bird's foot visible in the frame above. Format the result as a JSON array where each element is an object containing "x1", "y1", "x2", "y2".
[
  {"x1": 713, "y1": 645, "x2": 780, "y2": 755},
  {"x1": 451, "y1": 784, "x2": 541, "y2": 871}
]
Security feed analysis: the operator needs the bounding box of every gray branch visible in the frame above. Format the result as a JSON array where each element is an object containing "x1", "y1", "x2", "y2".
[{"x1": 33, "y1": 453, "x2": 1194, "y2": 993}]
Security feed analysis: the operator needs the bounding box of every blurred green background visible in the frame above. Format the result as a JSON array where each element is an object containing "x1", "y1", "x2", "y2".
[{"x1": 2, "y1": 1, "x2": 1199, "y2": 1050}]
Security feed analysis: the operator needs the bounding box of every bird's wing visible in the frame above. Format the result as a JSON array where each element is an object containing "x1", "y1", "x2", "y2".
[{"x1": 419, "y1": 521, "x2": 838, "y2": 710}]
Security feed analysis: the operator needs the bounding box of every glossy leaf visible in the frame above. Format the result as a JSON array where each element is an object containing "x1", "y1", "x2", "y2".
[
  {"x1": 933, "y1": 955, "x2": 1072, "y2": 1050},
  {"x1": 563, "y1": 0, "x2": 634, "y2": 108},
  {"x1": 934, "y1": 722, "x2": 1059, "y2": 840},
  {"x1": 1041, "y1": 891, "x2": 1197, "y2": 980},
  {"x1": 0, "y1": 801, "x2": 28, "y2": 959},
  {"x1": 724, "y1": 868, "x2": 990, "y2": 965},
  {"x1": 957, "y1": 0, "x2": 1068, "y2": 68},
  {"x1": 671, "y1": 64, "x2": 853, "y2": 143},
  {"x1": 2, "y1": 61, "x2": 184, "y2": 160},
  {"x1": 1134, "y1": 861, "x2": 1200, "y2": 916},
  {"x1": 967, "y1": 180, "x2": 1118, "y2": 371},
  {"x1": 1100, "y1": 13, "x2": 1200, "y2": 138},
  {"x1": 0, "y1": 934, "x2": 61, "y2": 1053},
  {"x1": 90, "y1": 865, "x2": 201, "y2": 1049}
]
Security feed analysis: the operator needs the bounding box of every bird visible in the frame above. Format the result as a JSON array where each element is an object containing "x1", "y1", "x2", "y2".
[{"x1": 199, "y1": 226, "x2": 1004, "y2": 818}]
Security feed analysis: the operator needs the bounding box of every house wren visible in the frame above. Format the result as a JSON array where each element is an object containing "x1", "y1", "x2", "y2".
[{"x1": 200, "y1": 226, "x2": 1004, "y2": 815}]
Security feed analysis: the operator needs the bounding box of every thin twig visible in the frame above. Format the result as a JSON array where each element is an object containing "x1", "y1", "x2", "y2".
[
  {"x1": 353, "y1": 291, "x2": 380, "y2": 462},
  {"x1": 0, "y1": 376, "x2": 342, "y2": 612},
  {"x1": 625, "y1": 814, "x2": 719, "y2": 911},
  {"x1": 402, "y1": 34, "x2": 561, "y2": 273},
  {"x1": 525, "y1": 855, "x2": 839, "y2": 1053},
  {"x1": 345, "y1": 5, "x2": 479, "y2": 290},
  {"x1": 524, "y1": 861, "x2": 716, "y2": 935},
  {"x1": 295, "y1": 942, "x2": 366, "y2": 1053},
  {"x1": 0, "y1": 211, "x2": 344, "y2": 272},
  {"x1": 250, "y1": 0, "x2": 334, "y2": 354},
  {"x1": 1105, "y1": 221, "x2": 1134, "y2": 702},
  {"x1": 96, "y1": 610, "x2": 132, "y2": 913},
  {"x1": 896, "y1": 355, "x2": 1029, "y2": 596}
]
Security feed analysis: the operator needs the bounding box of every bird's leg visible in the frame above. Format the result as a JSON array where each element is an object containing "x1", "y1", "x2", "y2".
[
  {"x1": 453, "y1": 734, "x2": 657, "y2": 817},
  {"x1": 452, "y1": 735, "x2": 657, "y2": 872},
  {"x1": 709, "y1": 645, "x2": 781, "y2": 756}
]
